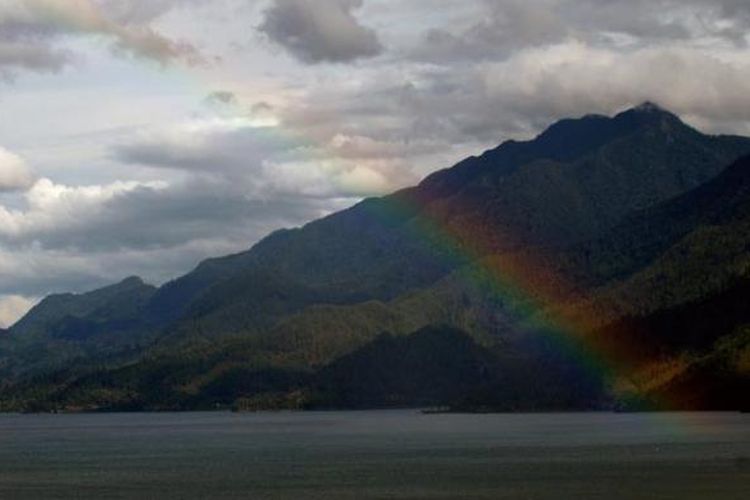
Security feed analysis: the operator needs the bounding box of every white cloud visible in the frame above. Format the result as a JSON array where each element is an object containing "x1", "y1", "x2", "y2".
[
  {"x1": 0, "y1": 173, "x2": 347, "y2": 297},
  {"x1": 0, "y1": 294, "x2": 36, "y2": 328},
  {"x1": 478, "y1": 42, "x2": 750, "y2": 131},
  {"x1": 0, "y1": 147, "x2": 34, "y2": 191},
  {"x1": 0, "y1": 177, "x2": 166, "y2": 242},
  {"x1": 115, "y1": 109, "x2": 422, "y2": 199}
]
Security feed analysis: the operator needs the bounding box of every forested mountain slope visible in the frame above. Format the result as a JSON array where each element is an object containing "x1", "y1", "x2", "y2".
[{"x1": 3, "y1": 104, "x2": 750, "y2": 412}]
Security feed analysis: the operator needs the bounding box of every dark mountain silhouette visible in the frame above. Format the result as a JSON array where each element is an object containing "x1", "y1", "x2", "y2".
[
  {"x1": 0, "y1": 277, "x2": 156, "y2": 379},
  {"x1": 313, "y1": 325, "x2": 606, "y2": 411},
  {"x1": 126, "y1": 103, "x2": 750, "y2": 348},
  {"x1": 3, "y1": 103, "x2": 750, "y2": 412},
  {"x1": 563, "y1": 153, "x2": 750, "y2": 287}
]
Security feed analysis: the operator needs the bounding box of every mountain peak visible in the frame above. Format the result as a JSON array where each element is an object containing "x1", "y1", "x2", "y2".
[
  {"x1": 616, "y1": 101, "x2": 681, "y2": 121},
  {"x1": 528, "y1": 103, "x2": 685, "y2": 163},
  {"x1": 89, "y1": 276, "x2": 150, "y2": 295},
  {"x1": 118, "y1": 276, "x2": 146, "y2": 287},
  {"x1": 633, "y1": 101, "x2": 667, "y2": 113},
  {"x1": 419, "y1": 103, "x2": 697, "y2": 198},
  {"x1": 610, "y1": 101, "x2": 685, "y2": 135}
]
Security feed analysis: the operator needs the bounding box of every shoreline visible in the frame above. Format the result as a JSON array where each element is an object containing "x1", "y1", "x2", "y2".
[{"x1": 2, "y1": 407, "x2": 747, "y2": 416}]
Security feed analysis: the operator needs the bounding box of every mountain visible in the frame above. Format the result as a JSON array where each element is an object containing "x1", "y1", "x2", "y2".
[
  {"x1": 0, "y1": 277, "x2": 157, "y2": 379},
  {"x1": 560, "y1": 152, "x2": 750, "y2": 286},
  {"x1": 312, "y1": 325, "x2": 605, "y2": 411},
  {"x1": 542, "y1": 152, "x2": 750, "y2": 336},
  {"x1": 132, "y1": 102, "x2": 750, "y2": 349},
  {"x1": 556, "y1": 155, "x2": 750, "y2": 409},
  {"x1": 13, "y1": 277, "x2": 155, "y2": 338},
  {"x1": 3, "y1": 103, "x2": 750, "y2": 412}
]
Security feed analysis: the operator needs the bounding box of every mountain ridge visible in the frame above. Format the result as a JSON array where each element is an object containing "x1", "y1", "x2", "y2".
[
  {"x1": 4, "y1": 103, "x2": 750, "y2": 412},
  {"x1": 13, "y1": 102, "x2": 746, "y2": 333}
]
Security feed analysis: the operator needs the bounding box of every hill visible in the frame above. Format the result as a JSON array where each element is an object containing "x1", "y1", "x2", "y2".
[
  {"x1": 128, "y1": 102, "x2": 750, "y2": 350},
  {"x1": 3, "y1": 103, "x2": 750, "y2": 412}
]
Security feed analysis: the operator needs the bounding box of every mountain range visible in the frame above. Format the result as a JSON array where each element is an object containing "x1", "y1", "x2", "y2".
[{"x1": 2, "y1": 102, "x2": 750, "y2": 412}]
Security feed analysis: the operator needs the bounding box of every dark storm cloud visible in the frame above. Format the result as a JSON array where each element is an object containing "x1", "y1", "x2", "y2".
[
  {"x1": 0, "y1": 174, "x2": 344, "y2": 299},
  {"x1": 411, "y1": 0, "x2": 750, "y2": 63},
  {"x1": 114, "y1": 123, "x2": 300, "y2": 175},
  {"x1": 259, "y1": 0, "x2": 383, "y2": 63},
  {"x1": 26, "y1": 181, "x2": 332, "y2": 253}
]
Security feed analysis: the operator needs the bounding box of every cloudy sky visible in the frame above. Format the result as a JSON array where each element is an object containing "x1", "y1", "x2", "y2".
[{"x1": 0, "y1": 0, "x2": 749, "y2": 326}]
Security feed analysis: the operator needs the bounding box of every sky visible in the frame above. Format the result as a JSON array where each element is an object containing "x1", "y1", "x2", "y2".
[{"x1": 0, "y1": 0, "x2": 750, "y2": 326}]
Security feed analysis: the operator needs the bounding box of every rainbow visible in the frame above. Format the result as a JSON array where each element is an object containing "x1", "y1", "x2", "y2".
[
  {"x1": 214, "y1": 114, "x2": 693, "y2": 411},
  {"x1": 149, "y1": 63, "x2": 689, "y2": 412},
  {"x1": 7, "y1": 6, "x2": 720, "y2": 423},
  {"x1": 359, "y1": 181, "x2": 687, "y2": 412}
]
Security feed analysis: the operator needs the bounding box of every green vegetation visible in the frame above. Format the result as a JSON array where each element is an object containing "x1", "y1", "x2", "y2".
[{"x1": 3, "y1": 104, "x2": 750, "y2": 412}]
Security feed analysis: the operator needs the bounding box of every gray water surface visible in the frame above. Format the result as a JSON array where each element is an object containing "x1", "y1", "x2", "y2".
[{"x1": 1, "y1": 411, "x2": 749, "y2": 499}]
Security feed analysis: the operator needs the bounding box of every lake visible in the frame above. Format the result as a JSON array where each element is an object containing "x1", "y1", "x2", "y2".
[{"x1": 0, "y1": 411, "x2": 749, "y2": 499}]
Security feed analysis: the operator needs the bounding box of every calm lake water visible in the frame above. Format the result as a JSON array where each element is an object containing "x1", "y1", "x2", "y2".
[{"x1": 0, "y1": 410, "x2": 749, "y2": 499}]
